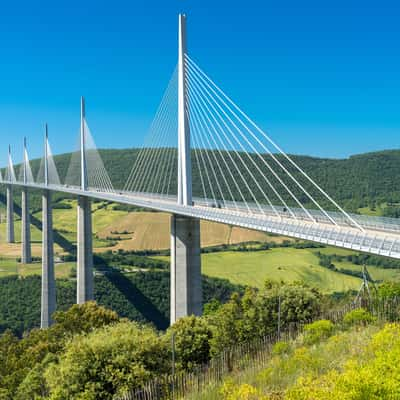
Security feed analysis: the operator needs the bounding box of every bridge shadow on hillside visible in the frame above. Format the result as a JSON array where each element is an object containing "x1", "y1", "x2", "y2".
[
  {"x1": 0, "y1": 194, "x2": 168, "y2": 329},
  {"x1": 94, "y1": 262, "x2": 169, "y2": 330},
  {"x1": 0, "y1": 193, "x2": 75, "y2": 253}
]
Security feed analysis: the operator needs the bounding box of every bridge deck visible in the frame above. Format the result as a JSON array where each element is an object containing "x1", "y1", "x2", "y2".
[{"x1": 5, "y1": 181, "x2": 400, "y2": 260}]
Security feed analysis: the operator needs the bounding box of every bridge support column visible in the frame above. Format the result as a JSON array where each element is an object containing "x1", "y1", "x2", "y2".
[
  {"x1": 6, "y1": 185, "x2": 14, "y2": 243},
  {"x1": 170, "y1": 214, "x2": 202, "y2": 324},
  {"x1": 21, "y1": 187, "x2": 31, "y2": 264},
  {"x1": 77, "y1": 195, "x2": 93, "y2": 304},
  {"x1": 41, "y1": 189, "x2": 56, "y2": 328}
]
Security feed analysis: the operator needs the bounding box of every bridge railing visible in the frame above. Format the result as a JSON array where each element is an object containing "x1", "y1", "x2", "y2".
[{"x1": 3, "y1": 179, "x2": 400, "y2": 259}]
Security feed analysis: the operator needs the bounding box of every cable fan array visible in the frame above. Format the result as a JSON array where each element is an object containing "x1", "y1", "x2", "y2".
[
  {"x1": 2, "y1": 120, "x2": 113, "y2": 194},
  {"x1": 123, "y1": 66, "x2": 178, "y2": 197},
  {"x1": 185, "y1": 55, "x2": 362, "y2": 231},
  {"x1": 17, "y1": 145, "x2": 35, "y2": 184},
  {"x1": 4, "y1": 148, "x2": 16, "y2": 183},
  {"x1": 65, "y1": 119, "x2": 114, "y2": 193},
  {"x1": 36, "y1": 138, "x2": 61, "y2": 186}
]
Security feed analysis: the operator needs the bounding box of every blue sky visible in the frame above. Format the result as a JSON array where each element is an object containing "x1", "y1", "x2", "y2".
[{"x1": 1, "y1": 0, "x2": 400, "y2": 165}]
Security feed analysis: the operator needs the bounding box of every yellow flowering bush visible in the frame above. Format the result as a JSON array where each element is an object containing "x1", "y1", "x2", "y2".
[
  {"x1": 303, "y1": 319, "x2": 334, "y2": 345},
  {"x1": 343, "y1": 308, "x2": 376, "y2": 327},
  {"x1": 286, "y1": 323, "x2": 400, "y2": 399},
  {"x1": 272, "y1": 341, "x2": 292, "y2": 356},
  {"x1": 220, "y1": 379, "x2": 270, "y2": 400}
]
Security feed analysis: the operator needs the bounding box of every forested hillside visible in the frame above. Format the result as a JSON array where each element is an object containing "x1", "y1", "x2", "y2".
[
  {"x1": 3, "y1": 148, "x2": 400, "y2": 214},
  {"x1": 0, "y1": 272, "x2": 244, "y2": 336}
]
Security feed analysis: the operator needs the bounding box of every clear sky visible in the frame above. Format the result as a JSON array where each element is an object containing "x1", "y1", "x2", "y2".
[{"x1": 1, "y1": 0, "x2": 400, "y2": 165}]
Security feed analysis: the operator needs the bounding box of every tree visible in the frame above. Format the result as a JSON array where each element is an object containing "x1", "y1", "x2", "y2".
[
  {"x1": 203, "y1": 298, "x2": 222, "y2": 316},
  {"x1": 378, "y1": 282, "x2": 400, "y2": 299},
  {"x1": 256, "y1": 281, "x2": 321, "y2": 335},
  {"x1": 14, "y1": 354, "x2": 56, "y2": 400},
  {"x1": 45, "y1": 321, "x2": 170, "y2": 400},
  {"x1": 208, "y1": 281, "x2": 322, "y2": 356},
  {"x1": 0, "y1": 302, "x2": 121, "y2": 399},
  {"x1": 208, "y1": 292, "x2": 243, "y2": 356},
  {"x1": 167, "y1": 315, "x2": 212, "y2": 371},
  {"x1": 51, "y1": 301, "x2": 120, "y2": 335},
  {"x1": 0, "y1": 330, "x2": 26, "y2": 398}
]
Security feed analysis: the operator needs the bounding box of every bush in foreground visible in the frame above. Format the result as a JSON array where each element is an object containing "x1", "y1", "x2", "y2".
[
  {"x1": 167, "y1": 315, "x2": 213, "y2": 371},
  {"x1": 45, "y1": 321, "x2": 170, "y2": 399},
  {"x1": 303, "y1": 319, "x2": 334, "y2": 345},
  {"x1": 220, "y1": 379, "x2": 269, "y2": 400},
  {"x1": 343, "y1": 308, "x2": 376, "y2": 327}
]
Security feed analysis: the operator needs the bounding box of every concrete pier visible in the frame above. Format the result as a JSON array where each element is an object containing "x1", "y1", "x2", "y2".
[
  {"x1": 41, "y1": 189, "x2": 56, "y2": 328},
  {"x1": 77, "y1": 195, "x2": 93, "y2": 304},
  {"x1": 21, "y1": 187, "x2": 31, "y2": 264},
  {"x1": 170, "y1": 214, "x2": 202, "y2": 324},
  {"x1": 6, "y1": 185, "x2": 14, "y2": 243}
]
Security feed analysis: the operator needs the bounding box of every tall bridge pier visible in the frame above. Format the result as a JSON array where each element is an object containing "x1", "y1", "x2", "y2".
[
  {"x1": 77, "y1": 195, "x2": 93, "y2": 303},
  {"x1": 6, "y1": 146, "x2": 15, "y2": 243},
  {"x1": 6, "y1": 185, "x2": 14, "y2": 243},
  {"x1": 170, "y1": 215, "x2": 202, "y2": 323},
  {"x1": 170, "y1": 14, "x2": 202, "y2": 325},
  {"x1": 76, "y1": 97, "x2": 94, "y2": 304},
  {"x1": 21, "y1": 187, "x2": 31, "y2": 263},
  {"x1": 21, "y1": 138, "x2": 31, "y2": 264},
  {"x1": 41, "y1": 188, "x2": 55, "y2": 326},
  {"x1": 41, "y1": 126, "x2": 56, "y2": 328}
]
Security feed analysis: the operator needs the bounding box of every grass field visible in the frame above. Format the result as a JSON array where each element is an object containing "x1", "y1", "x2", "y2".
[
  {"x1": 0, "y1": 258, "x2": 75, "y2": 278},
  {"x1": 335, "y1": 261, "x2": 400, "y2": 283},
  {"x1": 158, "y1": 247, "x2": 364, "y2": 293},
  {"x1": 309, "y1": 246, "x2": 400, "y2": 283},
  {"x1": 0, "y1": 200, "x2": 121, "y2": 253},
  {"x1": 311, "y1": 247, "x2": 355, "y2": 256}
]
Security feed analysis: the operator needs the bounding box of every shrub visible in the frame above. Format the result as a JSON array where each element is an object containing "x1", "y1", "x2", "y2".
[
  {"x1": 45, "y1": 321, "x2": 170, "y2": 399},
  {"x1": 203, "y1": 298, "x2": 222, "y2": 316},
  {"x1": 287, "y1": 323, "x2": 400, "y2": 399},
  {"x1": 167, "y1": 316, "x2": 212, "y2": 371},
  {"x1": 343, "y1": 308, "x2": 376, "y2": 327},
  {"x1": 303, "y1": 320, "x2": 334, "y2": 345},
  {"x1": 272, "y1": 341, "x2": 292, "y2": 356},
  {"x1": 220, "y1": 379, "x2": 269, "y2": 400}
]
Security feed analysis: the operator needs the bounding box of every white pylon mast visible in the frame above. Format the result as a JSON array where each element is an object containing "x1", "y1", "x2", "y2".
[
  {"x1": 8, "y1": 145, "x2": 13, "y2": 182},
  {"x1": 80, "y1": 96, "x2": 88, "y2": 191},
  {"x1": 44, "y1": 124, "x2": 49, "y2": 186},
  {"x1": 23, "y1": 137, "x2": 27, "y2": 184},
  {"x1": 177, "y1": 13, "x2": 192, "y2": 206}
]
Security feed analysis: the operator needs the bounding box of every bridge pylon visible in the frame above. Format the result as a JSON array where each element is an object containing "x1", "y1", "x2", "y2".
[
  {"x1": 21, "y1": 138, "x2": 31, "y2": 264},
  {"x1": 76, "y1": 96, "x2": 94, "y2": 304},
  {"x1": 170, "y1": 14, "x2": 202, "y2": 325},
  {"x1": 6, "y1": 146, "x2": 14, "y2": 243},
  {"x1": 41, "y1": 125, "x2": 56, "y2": 328}
]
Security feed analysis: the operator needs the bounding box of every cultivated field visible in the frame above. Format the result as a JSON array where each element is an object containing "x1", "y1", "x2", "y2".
[{"x1": 0, "y1": 200, "x2": 283, "y2": 255}]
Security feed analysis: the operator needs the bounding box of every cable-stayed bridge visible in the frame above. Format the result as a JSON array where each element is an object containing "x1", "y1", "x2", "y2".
[{"x1": 2, "y1": 14, "x2": 400, "y2": 329}]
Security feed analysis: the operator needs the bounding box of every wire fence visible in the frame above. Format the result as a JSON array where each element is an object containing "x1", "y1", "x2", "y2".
[{"x1": 115, "y1": 298, "x2": 400, "y2": 400}]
